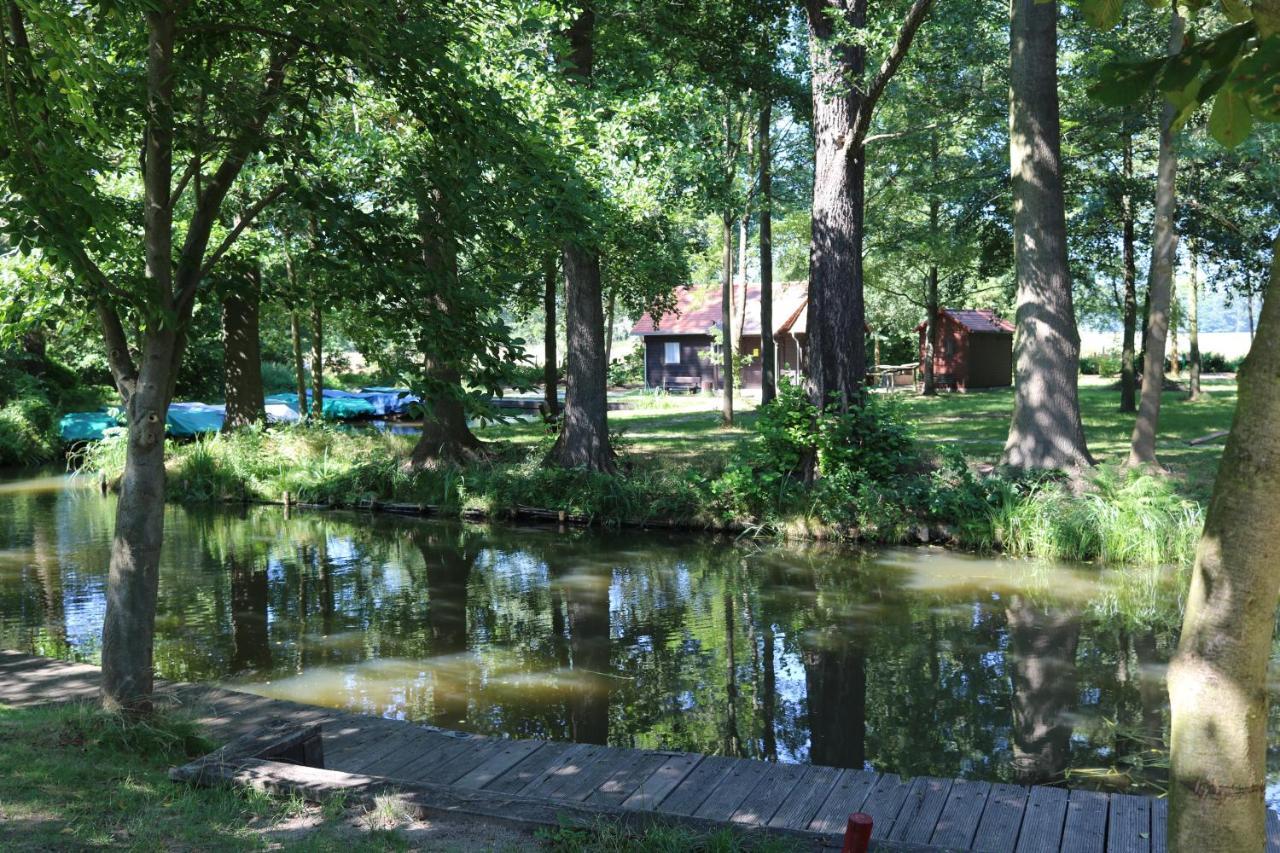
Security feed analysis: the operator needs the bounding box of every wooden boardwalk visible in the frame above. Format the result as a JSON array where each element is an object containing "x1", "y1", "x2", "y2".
[{"x1": 3, "y1": 650, "x2": 1275, "y2": 852}]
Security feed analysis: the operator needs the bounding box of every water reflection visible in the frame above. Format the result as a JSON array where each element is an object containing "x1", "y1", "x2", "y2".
[{"x1": 0, "y1": 471, "x2": 1226, "y2": 796}]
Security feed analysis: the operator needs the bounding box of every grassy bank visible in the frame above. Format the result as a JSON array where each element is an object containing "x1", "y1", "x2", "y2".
[
  {"x1": 0, "y1": 702, "x2": 414, "y2": 851},
  {"x1": 79, "y1": 376, "x2": 1220, "y2": 568}
]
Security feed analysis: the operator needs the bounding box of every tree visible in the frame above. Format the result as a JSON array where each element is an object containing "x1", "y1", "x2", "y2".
[
  {"x1": 1128, "y1": 7, "x2": 1184, "y2": 469},
  {"x1": 1000, "y1": 0, "x2": 1094, "y2": 470},
  {"x1": 220, "y1": 261, "x2": 267, "y2": 430},
  {"x1": 0, "y1": 0, "x2": 464, "y2": 711},
  {"x1": 1087, "y1": 0, "x2": 1280, "y2": 846},
  {"x1": 547, "y1": 8, "x2": 614, "y2": 473},
  {"x1": 803, "y1": 0, "x2": 934, "y2": 414}
]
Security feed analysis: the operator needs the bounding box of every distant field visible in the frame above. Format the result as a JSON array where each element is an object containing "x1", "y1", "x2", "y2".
[{"x1": 479, "y1": 376, "x2": 1236, "y2": 502}]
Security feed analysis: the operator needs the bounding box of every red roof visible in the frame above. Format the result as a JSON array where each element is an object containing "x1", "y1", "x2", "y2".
[
  {"x1": 915, "y1": 308, "x2": 1014, "y2": 334},
  {"x1": 631, "y1": 281, "x2": 808, "y2": 337}
]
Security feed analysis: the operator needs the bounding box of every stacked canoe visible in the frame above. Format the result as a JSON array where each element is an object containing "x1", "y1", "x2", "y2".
[{"x1": 59, "y1": 387, "x2": 421, "y2": 443}]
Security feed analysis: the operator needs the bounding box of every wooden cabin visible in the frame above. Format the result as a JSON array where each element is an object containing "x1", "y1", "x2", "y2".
[
  {"x1": 631, "y1": 282, "x2": 809, "y2": 392},
  {"x1": 915, "y1": 309, "x2": 1015, "y2": 391}
]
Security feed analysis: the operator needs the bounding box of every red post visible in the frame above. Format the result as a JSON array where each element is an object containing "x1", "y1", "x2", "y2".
[{"x1": 842, "y1": 812, "x2": 873, "y2": 853}]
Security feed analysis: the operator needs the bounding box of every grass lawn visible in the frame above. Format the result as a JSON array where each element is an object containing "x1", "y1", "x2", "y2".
[
  {"x1": 0, "y1": 702, "x2": 506, "y2": 851},
  {"x1": 896, "y1": 375, "x2": 1237, "y2": 502},
  {"x1": 477, "y1": 376, "x2": 1234, "y2": 503}
]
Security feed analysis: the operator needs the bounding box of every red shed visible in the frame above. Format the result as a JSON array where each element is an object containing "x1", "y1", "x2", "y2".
[{"x1": 915, "y1": 309, "x2": 1015, "y2": 391}]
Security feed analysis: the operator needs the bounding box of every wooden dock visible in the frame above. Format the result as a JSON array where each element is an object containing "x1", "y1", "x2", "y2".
[{"x1": 3, "y1": 650, "x2": 1275, "y2": 852}]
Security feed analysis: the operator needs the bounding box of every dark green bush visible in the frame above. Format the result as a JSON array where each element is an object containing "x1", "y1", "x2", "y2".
[{"x1": 608, "y1": 346, "x2": 645, "y2": 387}]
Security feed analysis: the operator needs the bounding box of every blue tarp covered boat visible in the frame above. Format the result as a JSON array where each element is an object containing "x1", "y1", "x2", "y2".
[
  {"x1": 58, "y1": 410, "x2": 124, "y2": 443},
  {"x1": 356, "y1": 387, "x2": 420, "y2": 416},
  {"x1": 166, "y1": 402, "x2": 226, "y2": 437},
  {"x1": 265, "y1": 390, "x2": 378, "y2": 420}
]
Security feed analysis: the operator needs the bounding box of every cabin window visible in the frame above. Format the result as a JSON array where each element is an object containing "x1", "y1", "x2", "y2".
[{"x1": 664, "y1": 341, "x2": 680, "y2": 364}]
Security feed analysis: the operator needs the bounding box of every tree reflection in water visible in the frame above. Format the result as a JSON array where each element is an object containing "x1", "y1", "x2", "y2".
[{"x1": 0, "y1": 476, "x2": 1222, "y2": 795}]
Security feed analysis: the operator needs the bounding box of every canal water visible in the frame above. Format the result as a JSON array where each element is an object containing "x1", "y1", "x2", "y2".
[{"x1": 0, "y1": 469, "x2": 1248, "y2": 799}]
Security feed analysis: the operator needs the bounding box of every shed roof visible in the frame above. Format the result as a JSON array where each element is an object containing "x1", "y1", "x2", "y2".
[
  {"x1": 631, "y1": 281, "x2": 808, "y2": 337},
  {"x1": 916, "y1": 308, "x2": 1015, "y2": 335}
]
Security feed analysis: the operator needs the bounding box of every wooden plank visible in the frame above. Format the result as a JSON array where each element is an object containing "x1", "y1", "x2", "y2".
[
  {"x1": 1265, "y1": 808, "x2": 1280, "y2": 853},
  {"x1": 323, "y1": 720, "x2": 413, "y2": 770},
  {"x1": 1061, "y1": 789, "x2": 1109, "y2": 853},
  {"x1": 1016, "y1": 786, "x2": 1068, "y2": 853},
  {"x1": 860, "y1": 773, "x2": 913, "y2": 840},
  {"x1": 691, "y1": 759, "x2": 775, "y2": 822},
  {"x1": 807, "y1": 769, "x2": 881, "y2": 835},
  {"x1": 767, "y1": 765, "x2": 842, "y2": 830},
  {"x1": 430, "y1": 738, "x2": 510, "y2": 787},
  {"x1": 341, "y1": 729, "x2": 441, "y2": 776},
  {"x1": 181, "y1": 755, "x2": 842, "y2": 850},
  {"x1": 889, "y1": 776, "x2": 953, "y2": 845},
  {"x1": 657, "y1": 755, "x2": 738, "y2": 816},
  {"x1": 510, "y1": 742, "x2": 596, "y2": 796},
  {"x1": 376, "y1": 733, "x2": 480, "y2": 780},
  {"x1": 620, "y1": 753, "x2": 702, "y2": 812},
  {"x1": 534, "y1": 744, "x2": 615, "y2": 801},
  {"x1": 971, "y1": 783, "x2": 1028, "y2": 853},
  {"x1": 1106, "y1": 793, "x2": 1151, "y2": 853},
  {"x1": 483, "y1": 741, "x2": 575, "y2": 794},
  {"x1": 454, "y1": 739, "x2": 544, "y2": 790},
  {"x1": 930, "y1": 779, "x2": 992, "y2": 849},
  {"x1": 1150, "y1": 797, "x2": 1168, "y2": 853},
  {"x1": 729, "y1": 762, "x2": 808, "y2": 826},
  {"x1": 588, "y1": 751, "x2": 670, "y2": 808}
]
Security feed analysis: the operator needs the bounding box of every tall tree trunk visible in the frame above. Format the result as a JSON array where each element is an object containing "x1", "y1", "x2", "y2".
[
  {"x1": 290, "y1": 310, "x2": 308, "y2": 422},
  {"x1": 922, "y1": 132, "x2": 940, "y2": 396},
  {"x1": 100, "y1": 10, "x2": 178, "y2": 713},
  {"x1": 759, "y1": 97, "x2": 776, "y2": 406},
  {"x1": 805, "y1": 0, "x2": 868, "y2": 414},
  {"x1": 410, "y1": 191, "x2": 484, "y2": 466},
  {"x1": 721, "y1": 212, "x2": 735, "y2": 425},
  {"x1": 1120, "y1": 134, "x2": 1139, "y2": 413},
  {"x1": 547, "y1": 7, "x2": 613, "y2": 473},
  {"x1": 1000, "y1": 0, "x2": 1093, "y2": 471},
  {"x1": 309, "y1": 302, "x2": 324, "y2": 422},
  {"x1": 1168, "y1": 234, "x2": 1280, "y2": 853},
  {"x1": 803, "y1": 0, "x2": 931, "y2": 416},
  {"x1": 1187, "y1": 238, "x2": 1201, "y2": 400},
  {"x1": 550, "y1": 245, "x2": 613, "y2": 471},
  {"x1": 1170, "y1": 275, "x2": 1181, "y2": 377},
  {"x1": 604, "y1": 288, "x2": 616, "y2": 369},
  {"x1": 1127, "y1": 11, "x2": 1183, "y2": 469},
  {"x1": 923, "y1": 266, "x2": 939, "y2": 395},
  {"x1": 221, "y1": 266, "x2": 266, "y2": 431},
  {"x1": 738, "y1": 216, "x2": 748, "y2": 289},
  {"x1": 543, "y1": 254, "x2": 560, "y2": 417}
]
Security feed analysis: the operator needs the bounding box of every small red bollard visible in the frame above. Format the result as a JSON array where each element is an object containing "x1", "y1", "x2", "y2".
[{"x1": 842, "y1": 812, "x2": 873, "y2": 853}]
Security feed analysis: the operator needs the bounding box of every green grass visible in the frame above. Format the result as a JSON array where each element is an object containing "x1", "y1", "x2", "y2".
[
  {"x1": 0, "y1": 702, "x2": 414, "y2": 851},
  {"x1": 897, "y1": 376, "x2": 1237, "y2": 503}
]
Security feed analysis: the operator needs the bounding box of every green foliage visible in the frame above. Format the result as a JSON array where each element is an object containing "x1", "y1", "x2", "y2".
[
  {"x1": 987, "y1": 465, "x2": 1204, "y2": 566},
  {"x1": 608, "y1": 346, "x2": 646, "y2": 387},
  {"x1": 1079, "y1": 353, "x2": 1123, "y2": 376}
]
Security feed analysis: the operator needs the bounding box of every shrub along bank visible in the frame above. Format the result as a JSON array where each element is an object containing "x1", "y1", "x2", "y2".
[{"x1": 82, "y1": 380, "x2": 1204, "y2": 568}]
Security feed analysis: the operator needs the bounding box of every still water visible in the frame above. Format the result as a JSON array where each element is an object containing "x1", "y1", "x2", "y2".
[{"x1": 0, "y1": 470, "x2": 1262, "y2": 799}]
